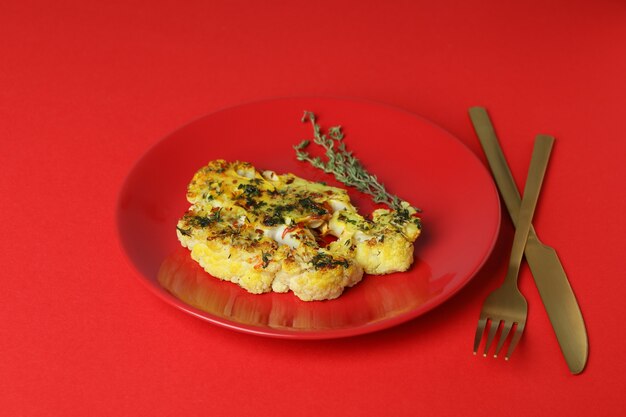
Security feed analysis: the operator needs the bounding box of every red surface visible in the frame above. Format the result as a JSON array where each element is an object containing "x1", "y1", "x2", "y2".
[
  {"x1": 2, "y1": 0, "x2": 625, "y2": 415},
  {"x1": 116, "y1": 98, "x2": 501, "y2": 338}
]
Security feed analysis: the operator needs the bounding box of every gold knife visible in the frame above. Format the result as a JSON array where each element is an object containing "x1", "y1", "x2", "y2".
[{"x1": 468, "y1": 106, "x2": 588, "y2": 374}]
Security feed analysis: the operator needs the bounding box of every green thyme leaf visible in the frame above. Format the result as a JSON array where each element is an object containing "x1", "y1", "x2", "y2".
[{"x1": 294, "y1": 111, "x2": 421, "y2": 213}]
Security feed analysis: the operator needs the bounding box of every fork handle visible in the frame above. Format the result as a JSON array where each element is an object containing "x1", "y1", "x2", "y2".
[{"x1": 505, "y1": 135, "x2": 554, "y2": 284}]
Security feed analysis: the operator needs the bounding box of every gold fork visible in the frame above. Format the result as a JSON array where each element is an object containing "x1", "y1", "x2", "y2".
[{"x1": 473, "y1": 134, "x2": 554, "y2": 359}]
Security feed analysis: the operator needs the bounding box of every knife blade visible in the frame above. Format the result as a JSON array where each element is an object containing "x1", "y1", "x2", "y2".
[{"x1": 468, "y1": 106, "x2": 588, "y2": 374}]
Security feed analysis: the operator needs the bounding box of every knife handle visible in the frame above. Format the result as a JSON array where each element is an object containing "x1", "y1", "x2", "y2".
[{"x1": 468, "y1": 107, "x2": 526, "y2": 224}]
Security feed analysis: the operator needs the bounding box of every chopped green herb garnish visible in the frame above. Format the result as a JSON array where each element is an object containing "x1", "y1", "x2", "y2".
[
  {"x1": 261, "y1": 252, "x2": 271, "y2": 268},
  {"x1": 187, "y1": 207, "x2": 222, "y2": 228},
  {"x1": 310, "y1": 253, "x2": 350, "y2": 269},
  {"x1": 263, "y1": 214, "x2": 283, "y2": 226},
  {"x1": 176, "y1": 226, "x2": 191, "y2": 236},
  {"x1": 262, "y1": 204, "x2": 296, "y2": 226},
  {"x1": 298, "y1": 197, "x2": 327, "y2": 215},
  {"x1": 238, "y1": 183, "x2": 261, "y2": 197}
]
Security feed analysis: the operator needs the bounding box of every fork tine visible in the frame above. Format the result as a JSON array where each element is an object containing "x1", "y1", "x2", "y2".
[
  {"x1": 473, "y1": 317, "x2": 488, "y2": 354},
  {"x1": 493, "y1": 321, "x2": 514, "y2": 358},
  {"x1": 483, "y1": 319, "x2": 500, "y2": 356},
  {"x1": 504, "y1": 322, "x2": 526, "y2": 360}
]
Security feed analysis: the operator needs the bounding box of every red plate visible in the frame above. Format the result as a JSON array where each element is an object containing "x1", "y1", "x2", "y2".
[{"x1": 116, "y1": 97, "x2": 500, "y2": 339}]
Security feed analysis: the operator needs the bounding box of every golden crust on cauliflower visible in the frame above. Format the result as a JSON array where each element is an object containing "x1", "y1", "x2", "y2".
[{"x1": 174, "y1": 160, "x2": 421, "y2": 301}]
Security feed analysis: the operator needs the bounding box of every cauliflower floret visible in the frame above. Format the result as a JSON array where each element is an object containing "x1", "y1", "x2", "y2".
[
  {"x1": 190, "y1": 241, "x2": 278, "y2": 294},
  {"x1": 274, "y1": 247, "x2": 363, "y2": 301},
  {"x1": 328, "y1": 201, "x2": 422, "y2": 275}
]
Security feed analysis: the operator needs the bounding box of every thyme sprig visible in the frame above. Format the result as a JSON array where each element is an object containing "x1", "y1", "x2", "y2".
[{"x1": 294, "y1": 111, "x2": 420, "y2": 213}]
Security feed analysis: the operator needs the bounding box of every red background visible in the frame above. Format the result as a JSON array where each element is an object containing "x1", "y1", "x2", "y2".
[{"x1": 2, "y1": 0, "x2": 625, "y2": 415}]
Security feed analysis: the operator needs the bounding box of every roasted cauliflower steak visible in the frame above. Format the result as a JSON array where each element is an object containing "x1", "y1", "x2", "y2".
[{"x1": 175, "y1": 160, "x2": 421, "y2": 301}]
